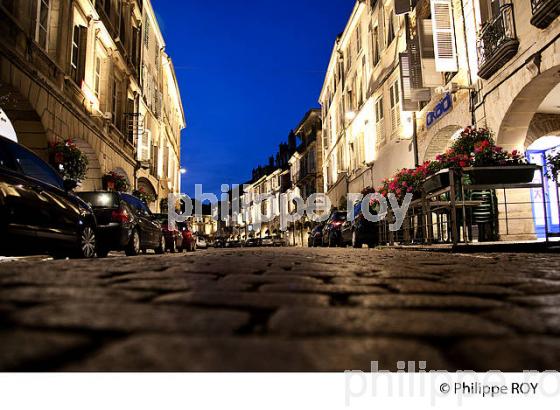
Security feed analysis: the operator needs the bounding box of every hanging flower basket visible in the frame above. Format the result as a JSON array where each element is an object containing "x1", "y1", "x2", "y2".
[
  {"x1": 48, "y1": 139, "x2": 88, "y2": 184},
  {"x1": 462, "y1": 165, "x2": 539, "y2": 185},
  {"x1": 102, "y1": 172, "x2": 130, "y2": 192},
  {"x1": 133, "y1": 188, "x2": 156, "y2": 205}
]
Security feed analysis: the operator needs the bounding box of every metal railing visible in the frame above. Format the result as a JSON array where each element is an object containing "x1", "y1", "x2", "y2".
[{"x1": 476, "y1": 4, "x2": 517, "y2": 68}]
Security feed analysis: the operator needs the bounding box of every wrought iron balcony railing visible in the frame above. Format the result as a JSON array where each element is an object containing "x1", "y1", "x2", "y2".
[
  {"x1": 530, "y1": 0, "x2": 560, "y2": 29},
  {"x1": 476, "y1": 3, "x2": 519, "y2": 80}
]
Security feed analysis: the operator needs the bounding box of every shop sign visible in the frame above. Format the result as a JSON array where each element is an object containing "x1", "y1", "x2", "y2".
[{"x1": 426, "y1": 93, "x2": 453, "y2": 129}]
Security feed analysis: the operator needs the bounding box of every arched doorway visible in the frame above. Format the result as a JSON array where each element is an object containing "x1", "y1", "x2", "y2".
[
  {"x1": 0, "y1": 83, "x2": 49, "y2": 159},
  {"x1": 497, "y1": 66, "x2": 560, "y2": 151},
  {"x1": 497, "y1": 65, "x2": 560, "y2": 240},
  {"x1": 137, "y1": 177, "x2": 158, "y2": 211},
  {"x1": 423, "y1": 126, "x2": 463, "y2": 162}
]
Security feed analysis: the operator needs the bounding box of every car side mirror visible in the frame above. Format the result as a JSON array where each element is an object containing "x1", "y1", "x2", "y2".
[{"x1": 63, "y1": 179, "x2": 78, "y2": 191}]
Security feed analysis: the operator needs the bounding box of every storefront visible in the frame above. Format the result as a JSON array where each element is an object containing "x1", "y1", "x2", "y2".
[{"x1": 527, "y1": 136, "x2": 560, "y2": 239}]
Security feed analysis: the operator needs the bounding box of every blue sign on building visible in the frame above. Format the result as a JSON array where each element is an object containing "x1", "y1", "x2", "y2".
[{"x1": 426, "y1": 93, "x2": 453, "y2": 129}]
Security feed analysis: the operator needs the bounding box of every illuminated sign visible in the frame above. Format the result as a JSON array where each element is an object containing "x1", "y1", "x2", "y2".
[{"x1": 426, "y1": 93, "x2": 453, "y2": 129}]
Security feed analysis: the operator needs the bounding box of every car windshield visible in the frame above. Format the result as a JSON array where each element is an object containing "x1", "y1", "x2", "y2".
[{"x1": 77, "y1": 192, "x2": 120, "y2": 208}]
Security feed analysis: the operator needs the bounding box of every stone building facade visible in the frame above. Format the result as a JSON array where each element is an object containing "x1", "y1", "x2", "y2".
[
  {"x1": 319, "y1": 0, "x2": 560, "y2": 242},
  {"x1": 319, "y1": 0, "x2": 416, "y2": 209},
  {"x1": 0, "y1": 0, "x2": 185, "y2": 211}
]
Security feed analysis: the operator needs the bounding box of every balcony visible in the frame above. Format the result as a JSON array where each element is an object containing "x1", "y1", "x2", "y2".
[
  {"x1": 476, "y1": 4, "x2": 519, "y2": 80},
  {"x1": 530, "y1": 0, "x2": 560, "y2": 29}
]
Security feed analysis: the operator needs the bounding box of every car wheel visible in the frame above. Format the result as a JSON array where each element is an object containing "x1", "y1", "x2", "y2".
[
  {"x1": 77, "y1": 226, "x2": 97, "y2": 259},
  {"x1": 125, "y1": 230, "x2": 141, "y2": 256},
  {"x1": 352, "y1": 231, "x2": 362, "y2": 249},
  {"x1": 155, "y1": 235, "x2": 166, "y2": 255}
]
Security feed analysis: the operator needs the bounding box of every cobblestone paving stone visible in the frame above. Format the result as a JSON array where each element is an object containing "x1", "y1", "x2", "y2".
[{"x1": 1, "y1": 248, "x2": 560, "y2": 371}]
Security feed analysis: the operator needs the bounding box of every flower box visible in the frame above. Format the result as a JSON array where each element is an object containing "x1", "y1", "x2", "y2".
[
  {"x1": 422, "y1": 169, "x2": 451, "y2": 194},
  {"x1": 462, "y1": 165, "x2": 539, "y2": 186}
]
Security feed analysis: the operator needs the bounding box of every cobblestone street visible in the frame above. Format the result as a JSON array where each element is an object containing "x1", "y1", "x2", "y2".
[{"x1": 2, "y1": 248, "x2": 560, "y2": 371}]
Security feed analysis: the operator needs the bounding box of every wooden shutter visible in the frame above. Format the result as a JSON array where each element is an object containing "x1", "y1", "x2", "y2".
[
  {"x1": 430, "y1": 0, "x2": 458, "y2": 72},
  {"x1": 399, "y1": 52, "x2": 418, "y2": 112},
  {"x1": 77, "y1": 26, "x2": 88, "y2": 85}
]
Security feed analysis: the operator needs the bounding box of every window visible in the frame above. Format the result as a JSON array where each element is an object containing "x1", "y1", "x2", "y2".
[
  {"x1": 94, "y1": 56, "x2": 102, "y2": 98},
  {"x1": 111, "y1": 78, "x2": 118, "y2": 125},
  {"x1": 144, "y1": 16, "x2": 150, "y2": 48},
  {"x1": 390, "y1": 81, "x2": 401, "y2": 134},
  {"x1": 375, "y1": 97, "x2": 385, "y2": 145},
  {"x1": 35, "y1": 0, "x2": 50, "y2": 50},
  {"x1": 371, "y1": 25, "x2": 380, "y2": 66},
  {"x1": 70, "y1": 25, "x2": 87, "y2": 85},
  {"x1": 137, "y1": 130, "x2": 151, "y2": 162},
  {"x1": 386, "y1": 10, "x2": 395, "y2": 45},
  {"x1": 356, "y1": 24, "x2": 362, "y2": 53},
  {"x1": 8, "y1": 143, "x2": 63, "y2": 189}
]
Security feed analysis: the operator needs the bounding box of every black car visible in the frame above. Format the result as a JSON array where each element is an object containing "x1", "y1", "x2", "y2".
[
  {"x1": 341, "y1": 202, "x2": 379, "y2": 248},
  {"x1": 322, "y1": 211, "x2": 347, "y2": 247},
  {"x1": 0, "y1": 135, "x2": 97, "y2": 258},
  {"x1": 244, "y1": 237, "x2": 261, "y2": 247},
  {"x1": 77, "y1": 191, "x2": 165, "y2": 257},
  {"x1": 213, "y1": 237, "x2": 226, "y2": 248},
  {"x1": 308, "y1": 224, "x2": 325, "y2": 247}
]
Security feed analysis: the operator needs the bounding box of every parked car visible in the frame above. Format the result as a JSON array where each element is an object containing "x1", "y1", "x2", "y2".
[
  {"x1": 195, "y1": 235, "x2": 208, "y2": 249},
  {"x1": 322, "y1": 211, "x2": 347, "y2": 247},
  {"x1": 261, "y1": 236, "x2": 274, "y2": 247},
  {"x1": 177, "y1": 222, "x2": 196, "y2": 252},
  {"x1": 226, "y1": 239, "x2": 242, "y2": 248},
  {"x1": 244, "y1": 237, "x2": 261, "y2": 247},
  {"x1": 213, "y1": 237, "x2": 226, "y2": 248},
  {"x1": 341, "y1": 202, "x2": 380, "y2": 248},
  {"x1": 0, "y1": 135, "x2": 98, "y2": 259},
  {"x1": 308, "y1": 224, "x2": 325, "y2": 247},
  {"x1": 77, "y1": 191, "x2": 165, "y2": 257},
  {"x1": 154, "y1": 214, "x2": 183, "y2": 253},
  {"x1": 272, "y1": 235, "x2": 287, "y2": 247}
]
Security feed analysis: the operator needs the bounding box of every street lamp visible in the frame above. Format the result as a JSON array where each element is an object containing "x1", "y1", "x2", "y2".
[{"x1": 180, "y1": 168, "x2": 187, "y2": 175}]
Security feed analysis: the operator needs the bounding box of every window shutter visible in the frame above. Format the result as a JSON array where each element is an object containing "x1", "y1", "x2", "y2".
[
  {"x1": 399, "y1": 52, "x2": 418, "y2": 112},
  {"x1": 430, "y1": 0, "x2": 457, "y2": 72},
  {"x1": 77, "y1": 26, "x2": 88, "y2": 84},
  {"x1": 137, "y1": 131, "x2": 144, "y2": 161}
]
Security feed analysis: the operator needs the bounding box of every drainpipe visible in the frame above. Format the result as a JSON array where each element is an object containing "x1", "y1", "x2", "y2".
[{"x1": 412, "y1": 114, "x2": 420, "y2": 167}]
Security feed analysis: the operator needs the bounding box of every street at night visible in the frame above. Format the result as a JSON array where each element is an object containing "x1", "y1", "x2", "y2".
[{"x1": 2, "y1": 247, "x2": 560, "y2": 372}]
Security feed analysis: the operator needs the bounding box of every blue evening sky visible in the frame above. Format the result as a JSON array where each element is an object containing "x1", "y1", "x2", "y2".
[{"x1": 152, "y1": 0, "x2": 355, "y2": 196}]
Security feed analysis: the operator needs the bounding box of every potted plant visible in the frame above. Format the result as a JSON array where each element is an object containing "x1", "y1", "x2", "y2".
[
  {"x1": 133, "y1": 188, "x2": 156, "y2": 205},
  {"x1": 102, "y1": 171, "x2": 130, "y2": 192},
  {"x1": 48, "y1": 139, "x2": 88, "y2": 185},
  {"x1": 461, "y1": 133, "x2": 537, "y2": 185}
]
